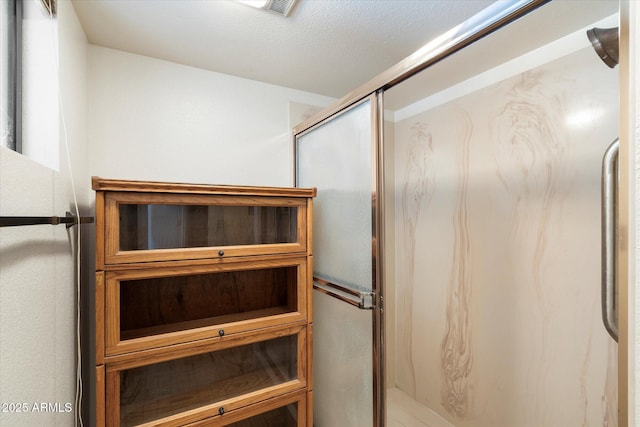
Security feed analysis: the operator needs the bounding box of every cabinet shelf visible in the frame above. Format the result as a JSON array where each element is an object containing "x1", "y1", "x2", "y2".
[{"x1": 120, "y1": 306, "x2": 291, "y2": 341}]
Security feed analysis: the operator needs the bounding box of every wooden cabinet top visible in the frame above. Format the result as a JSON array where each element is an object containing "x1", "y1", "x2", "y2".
[{"x1": 92, "y1": 176, "x2": 316, "y2": 198}]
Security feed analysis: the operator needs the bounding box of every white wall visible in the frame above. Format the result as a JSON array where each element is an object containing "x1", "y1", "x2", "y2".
[
  {"x1": 87, "y1": 46, "x2": 334, "y2": 188},
  {"x1": 0, "y1": 1, "x2": 89, "y2": 426}
]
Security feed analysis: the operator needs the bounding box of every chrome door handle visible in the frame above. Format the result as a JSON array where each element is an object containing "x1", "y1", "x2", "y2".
[{"x1": 601, "y1": 138, "x2": 619, "y2": 342}]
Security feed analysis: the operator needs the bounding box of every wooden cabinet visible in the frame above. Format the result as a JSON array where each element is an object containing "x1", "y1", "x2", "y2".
[{"x1": 93, "y1": 177, "x2": 315, "y2": 427}]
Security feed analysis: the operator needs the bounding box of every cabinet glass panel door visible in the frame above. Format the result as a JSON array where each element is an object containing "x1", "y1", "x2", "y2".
[
  {"x1": 118, "y1": 204, "x2": 298, "y2": 250},
  {"x1": 109, "y1": 327, "x2": 306, "y2": 426},
  {"x1": 104, "y1": 257, "x2": 307, "y2": 355},
  {"x1": 103, "y1": 192, "x2": 308, "y2": 264},
  {"x1": 296, "y1": 98, "x2": 377, "y2": 426}
]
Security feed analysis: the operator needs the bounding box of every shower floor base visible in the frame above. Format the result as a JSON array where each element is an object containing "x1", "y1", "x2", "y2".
[{"x1": 387, "y1": 387, "x2": 455, "y2": 427}]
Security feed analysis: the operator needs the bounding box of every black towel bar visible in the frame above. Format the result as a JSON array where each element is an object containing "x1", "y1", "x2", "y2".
[{"x1": 0, "y1": 212, "x2": 94, "y2": 228}]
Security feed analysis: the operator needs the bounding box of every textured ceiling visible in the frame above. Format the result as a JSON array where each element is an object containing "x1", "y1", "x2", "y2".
[{"x1": 71, "y1": 0, "x2": 495, "y2": 98}]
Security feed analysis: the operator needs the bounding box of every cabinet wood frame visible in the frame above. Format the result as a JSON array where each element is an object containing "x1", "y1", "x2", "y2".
[
  {"x1": 93, "y1": 178, "x2": 315, "y2": 427},
  {"x1": 97, "y1": 365, "x2": 106, "y2": 427}
]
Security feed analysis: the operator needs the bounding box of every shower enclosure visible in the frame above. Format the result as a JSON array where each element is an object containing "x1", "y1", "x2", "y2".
[{"x1": 294, "y1": 1, "x2": 625, "y2": 426}]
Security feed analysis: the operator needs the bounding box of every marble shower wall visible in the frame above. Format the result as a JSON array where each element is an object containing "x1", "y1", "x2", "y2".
[{"x1": 392, "y1": 47, "x2": 619, "y2": 427}]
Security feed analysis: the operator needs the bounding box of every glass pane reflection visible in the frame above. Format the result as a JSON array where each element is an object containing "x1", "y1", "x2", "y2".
[
  {"x1": 119, "y1": 204, "x2": 297, "y2": 250},
  {"x1": 119, "y1": 335, "x2": 298, "y2": 426}
]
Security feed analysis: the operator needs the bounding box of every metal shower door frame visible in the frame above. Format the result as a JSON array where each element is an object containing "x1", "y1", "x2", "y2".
[
  {"x1": 294, "y1": 93, "x2": 385, "y2": 426},
  {"x1": 292, "y1": 0, "x2": 630, "y2": 425}
]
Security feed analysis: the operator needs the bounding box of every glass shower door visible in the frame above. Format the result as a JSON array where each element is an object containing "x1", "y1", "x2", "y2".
[
  {"x1": 383, "y1": 1, "x2": 620, "y2": 426},
  {"x1": 295, "y1": 97, "x2": 380, "y2": 427}
]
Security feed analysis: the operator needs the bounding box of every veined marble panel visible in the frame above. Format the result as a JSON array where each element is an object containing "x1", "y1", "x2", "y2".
[{"x1": 391, "y1": 47, "x2": 618, "y2": 427}]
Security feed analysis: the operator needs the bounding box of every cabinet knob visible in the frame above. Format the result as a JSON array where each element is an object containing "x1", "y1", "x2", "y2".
[
  {"x1": 218, "y1": 407, "x2": 225, "y2": 415},
  {"x1": 218, "y1": 329, "x2": 225, "y2": 337},
  {"x1": 218, "y1": 250, "x2": 224, "y2": 256}
]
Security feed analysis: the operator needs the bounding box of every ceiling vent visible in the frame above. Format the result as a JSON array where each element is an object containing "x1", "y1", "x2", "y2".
[{"x1": 265, "y1": 0, "x2": 296, "y2": 17}]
